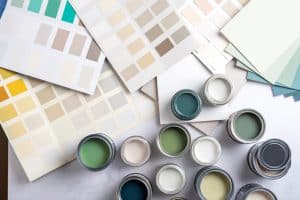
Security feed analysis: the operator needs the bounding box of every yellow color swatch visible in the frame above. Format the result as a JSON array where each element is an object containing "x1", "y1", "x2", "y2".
[
  {"x1": 0, "y1": 68, "x2": 15, "y2": 79},
  {"x1": 7, "y1": 79, "x2": 28, "y2": 96},
  {"x1": 15, "y1": 96, "x2": 36, "y2": 113},
  {"x1": 6, "y1": 121, "x2": 27, "y2": 140},
  {"x1": 0, "y1": 104, "x2": 18, "y2": 122},
  {"x1": 0, "y1": 86, "x2": 9, "y2": 102}
]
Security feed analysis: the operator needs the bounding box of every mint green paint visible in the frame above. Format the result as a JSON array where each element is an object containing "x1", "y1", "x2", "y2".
[
  {"x1": 45, "y1": 0, "x2": 61, "y2": 18},
  {"x1": 79, "y1": 138, "x2": 110, "y2": 169},
  {"x1": 160, "y1": 127, "x2": 188, "y2": 155},
  {"x1": 28, "y1": 0, "x2": 43, "y2": 13},
  {"x1": 62, "y1": 1, "x2": 76, "y2": 23},
  {"x1": 11, "y1": 0, "x2": 24, "y2": 8},
  {"x1": 234, "y1": 113, "x2": 262, "y2": 140}
]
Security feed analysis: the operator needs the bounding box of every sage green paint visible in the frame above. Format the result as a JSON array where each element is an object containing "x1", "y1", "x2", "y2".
[
  {"x1": 234, "y1": 113, "x2": 262, "y2": 140},
  {"x1": 79, "y1": 138, "x2": 110, "y2": 169},
  {"x1": 159, "y1": 127, "x2": 188, "y2": 155}
]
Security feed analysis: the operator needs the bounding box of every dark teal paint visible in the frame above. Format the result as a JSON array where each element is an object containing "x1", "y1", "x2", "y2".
[{"x1": 120, "y1": 180, "x2": 148, "y2": 200}]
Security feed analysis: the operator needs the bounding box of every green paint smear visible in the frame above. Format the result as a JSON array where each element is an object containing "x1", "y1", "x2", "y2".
[
  {"x1": 176, "y1": 93, "x2": 198, "y2": 116},
  {"x1": 234, "y1": 113, "x2": 262, "y2": 140},
  {"x1": 45, "y1": 0, "x2": 61, "y2": 18},
  {"x1": 79, "y1": 138, "x2": 110, "y2": 169},
  {"x1": 62, "y1": 1, "x2": 76, "y2": 23},
  {"x1": 28, "y1": 0, "x2": 43, "y2": 13},
  {"x1": 160, "y1": 127, "x2": 187, "y2": 155},
  {"x1": 11, "y1": 0, "x2": 24, "y2": 8}
]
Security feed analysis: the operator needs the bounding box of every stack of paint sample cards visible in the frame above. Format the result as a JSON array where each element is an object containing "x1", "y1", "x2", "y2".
[{"x1": 221, "y1": 0, "x2": 300, "y2": 102}]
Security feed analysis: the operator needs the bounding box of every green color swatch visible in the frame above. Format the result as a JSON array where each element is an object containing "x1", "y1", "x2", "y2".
[
  {"x1": 11, "y1": 0, "x2": 24, "y2": 8},
  {"x1": 234, "y1": 113, "x2": 261, "y2": 140},
  {"x1": 79, "y1": 138, "x2": 110, "y2": 169},
  {"x1": 62, "y1": 1, "x2": 76, "y2": 23},
  {"x1": 28, "y1": 0, "x2": 43, "y2": 13},
  {"x1": 159, "y1": 127, "x2": 187, "y2": 156},
  {"x1": 45, "y1": 0, "x2": 61, "y2": 18}
]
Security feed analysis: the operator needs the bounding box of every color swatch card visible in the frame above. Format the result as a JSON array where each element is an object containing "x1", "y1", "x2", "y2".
[
  {"x1": 0, "y1": 0, "x2": 105, "y2": 94},
  {"x1": 69, "y1": 0, "x2": 200, "y2": 93},
  {"x1": 157, "y1": 54, "x2": 232, "y2": 124},
  {"x1": 178, "y1": 0, "x2": 248, "y2": 74},
  {"x1": 0, "y1": 62, "x2": 155, "y2": 181},
  {"x1": 221, "y1": 0, "x2": 300, "y2": 90}
]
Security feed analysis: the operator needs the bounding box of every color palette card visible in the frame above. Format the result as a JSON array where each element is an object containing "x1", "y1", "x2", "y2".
[
  {"x1": 0, "y1": 62, "x2": 155, "y2": 181},
  {"x1": 0, "y1": 0, "x2": 105, "y2": 94},
  {"x1": 178, "y1": 0, "x2": 248, "y2": 74},
  {"x1": 157, "y1": 54, "x2": 233, "y2": 124},
  {"x1": 221, "y1": 0, "x2": 300, "y2": 90},
  {"x1": 69, "y1": 0, "x2": 200, "y2": 93}
]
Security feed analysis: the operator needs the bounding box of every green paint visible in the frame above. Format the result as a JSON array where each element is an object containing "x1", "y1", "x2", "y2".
[
  {"x1": 160, "y1": 127, "x2": 188, "y2": 156},
  {"x1": 79, "y1": 138, "x2": 110, "y2": 169},
  {"x1": 11, "y1": 0, "x2": 24, "y2": 8},
  {"x1": 28, "y1": 0, "x2": 43, "y2": 13},
  {"x1": 45, "y1": 0, "x2": 61, "y2": 18},
  {"x1": 62, "y1": 1, "x2": 76, "y2": 23},
  {"x1": 234, "y1": 113, "x2": 262, "y2": 140}
]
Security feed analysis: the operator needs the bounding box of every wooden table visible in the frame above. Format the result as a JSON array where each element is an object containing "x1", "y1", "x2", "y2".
[{"x1": 0, "y1": 126, "x2": 8, "y2": 200}]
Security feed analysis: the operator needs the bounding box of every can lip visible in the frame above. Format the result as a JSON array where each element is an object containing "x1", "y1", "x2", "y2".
[
  {"x1": 227, "y1": 109, "x2": 265, "y2": 144},
  {"x1": 117, "y1": 173, "x2": 152, "y2": 200},
  {"x1": 203, "y1": 74, "x2": 234, "y2": 106},
  {"x1": 170, "y1": 197, "x2": 187, "y2": 200},
  {"x1": 257, "y1": 139, "x2": 291, "y2": 171},
  {"x1": 236, "y1": 183, "x2": 277, "y2": 200},
  {"x1": 120, "y1": 136, "x2": 151, "y2": 167},
  {"x1": 194, "y1": 166, "x2": 234, "y2": 200},
  {"x1": 155, "y1": 164, "x2": 186, "y2": 195},
  {"x1": 156, "y1": 124, "x2": 191, "y2": 158},
  {"x1": 191, "y1": 136, "x2": 222, "y2": 166},
  {"x1": 77, "y1": 133, "x2": 115, "y2": 171},
  {"x1": 171, "y1": 89, "x2": 202, "y2": 121}
]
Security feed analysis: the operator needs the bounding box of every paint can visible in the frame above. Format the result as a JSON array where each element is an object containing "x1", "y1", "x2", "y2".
[
  {"x1": 247, "y1": 139, "x2": 291, "y2": 180},
  {"x1": 227, "y1": 109, "x2": 265, "y2": 144},
  {"x1": 120, "y1": 136, "x2": 151, "y2": 167},
  {"x1": 170, "y1": 197, "x2": 187, "y2": 200},
  {"x1": 117, "y1": 173, "x2": 152, "y2": 200},
  {"x1": 194, "y1": 166, "x2": 234, "y2": 200},
  {"x1": 202, "y1": 74, "x2": 234, "y2": 106},
  {"x1": 236, "y1": 183, "x2": 277, "y2": 200},
  {"x1": 171, "y1": 89, "x2": 202, "y2": 120},
  {"x1": 156, "y1": 164, "x2": 186, "y2": 195},
  {"x1": 191, "y1": 136, "x2": 222, "y2": 166},
  {"x1": 77, "y1": 133, "x2": 116, "y2": 171},
  {"x1": 157, "y1": 124, "x2": 191, "y2": 157}
]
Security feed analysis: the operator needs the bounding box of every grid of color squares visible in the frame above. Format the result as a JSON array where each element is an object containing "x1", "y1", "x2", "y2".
[
  {"x1": 70, "y1": 0, "x2": 200, "y2": 92},
  {"x1": 0, "y1": 64, "x2": 155, "y2": 181},
  {"x1": 0, "y1": 0, "x2": 105, "y2": 94},
  {"x1": 179, "y1": 0, "x2": 248, "y2": 74}
]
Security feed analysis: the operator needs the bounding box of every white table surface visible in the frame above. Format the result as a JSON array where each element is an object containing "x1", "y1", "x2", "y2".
[{"x1": 8, "y1": 82, "x2": 300, "y2": 199}]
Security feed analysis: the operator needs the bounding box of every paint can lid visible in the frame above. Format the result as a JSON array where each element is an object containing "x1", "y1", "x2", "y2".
[{"x1": 236, "y1": 183, "x2": 277, "y2": 200}]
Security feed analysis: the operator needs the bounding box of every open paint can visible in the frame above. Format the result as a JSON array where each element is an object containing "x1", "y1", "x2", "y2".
[
  {"x1": 157, "y1": 124, "x2": 191, "y2": 157},
  {"x1": 236, "y1": 183, "x2": 277, "y2": 200},
  {"x1": 170, "y1": 198, "x2": 187, "y2": 200},
  {"x1": 120, "y1": 136, "x2": 151, "y2": 167},
  {"x1": 247, "y1": 139, "x2": 291, "y2": 180},
  {"x1": 171, "y1": 89, "x2": 202, "y2": 120},
  {"x1": 191, "y1": 136, "x2": 222, "y2": 166},
  {"x1": 77, "y1": 133, "x2": 116, "y2": 171},
  {"x1": 227, "y1": 109, "x2": 265, "y2": 144},
  {"x1": 194, "y1": 166, "x2": 234, "y2": 200},
  {"x1": 117, "y1": 173, "x2": 152, "y2": 200},
  {"x1": 156, "y1": 164, "x2": 186, "y2": 195},
  {"x1": 202, "y1": 74, "x2": 234, "y2": 106}
]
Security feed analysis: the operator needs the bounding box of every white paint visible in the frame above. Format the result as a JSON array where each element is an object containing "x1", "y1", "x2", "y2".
[
  {"x1": 207, "y1": 78, "x2": 231, "y2": 102},
  {"x1": 122, "y1": 137, "x2": 150, "y2": 166},
  {"x1": 157, "y1": 165, "x2": 185, "y2": 194},
  {"x1": 191, "y1": 136, "x2": 222, "y2": 165},
  {"x1": 246, "y1": 191, "x2": 274, "y2": 200}
]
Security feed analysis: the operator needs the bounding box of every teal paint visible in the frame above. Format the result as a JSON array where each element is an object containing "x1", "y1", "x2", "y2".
[
  {"x1": 62, "y1": 1, "x2": 76, "y2": 23},
  {"x1": 28, "y1": 0, "x2": 43, "y2": 13},
  {"x1": 120, "y1": 180, "x2": 148, "y2": 200}
]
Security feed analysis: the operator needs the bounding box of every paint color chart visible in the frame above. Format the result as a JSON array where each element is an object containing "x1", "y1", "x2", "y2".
[
  {"x1": 0, "y1": 63, "x2": 155, "y2": 181},
  {"x1": 0, "y1": 0, "x2": 105, "y2": 94},
  {"x1": 70, "y1": 0, "x2": 200, "y2": 92},
  {"x1": 178, "y1": 0, "x2": 248, "y2": 74}
]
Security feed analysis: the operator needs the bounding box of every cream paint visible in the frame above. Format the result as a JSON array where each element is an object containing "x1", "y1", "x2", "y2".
[
  {"x1": 122, "y1": 137, "x2": 150, "y2": 165},
  {"x1": 192, "y1": 137, "x2": 221, "y2": 165},
  {"x1": 246, "y1": 191, "x2": 274, "y2": 200},
  {"x1": 158, "y1": 167, "x2": 184, "y2": 192},
  {"x1": 207, "y1": 78, "x2": 231, "y2": 102}
]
